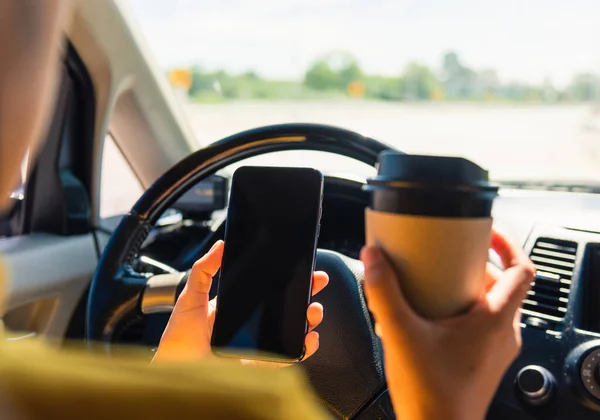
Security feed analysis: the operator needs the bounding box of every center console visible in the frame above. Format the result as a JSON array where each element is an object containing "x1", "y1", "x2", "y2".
[{"x1": 488, "y1": 226, "x2": 600, "y2": 419}]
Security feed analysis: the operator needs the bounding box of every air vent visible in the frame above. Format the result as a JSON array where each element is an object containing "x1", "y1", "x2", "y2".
[{"x1": 521, "y1": 238, "x2": 578, "y2": 329}]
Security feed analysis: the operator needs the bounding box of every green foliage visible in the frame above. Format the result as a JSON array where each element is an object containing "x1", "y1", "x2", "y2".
[
  {"x1": 304, "y1": 57, "x2": 364, "y2": 92},
  {"x1": 569, "y1": 73, "x2": 600, "y2": 101},
  {"x1": 338, "y1": 61, "x2": 363, "y2": 88},
  {"x1": 304, "y1": 61, "x2": 339, "y2": 90},
  {"x1": 189, "y1": 68, "x2": 287, "y2": 101},
  {"x1": 178, "y1": 51, "x2": 600, "y2": 103},
  {"x1": 401, "y1": 63, "x2": 439, "y2": 100},
  {"x1": 364, "y1": 76, "x2": 404, "y2": 101},
  {"x1": 188, "y1": 66, "x2": 215, "y2": 96}
]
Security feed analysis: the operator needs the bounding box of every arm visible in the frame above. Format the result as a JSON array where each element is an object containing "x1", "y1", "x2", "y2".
[
  {"x1": 361, "y1": 228, "x2": 535, "y2": 420},
  {"x1": 0, "y1": 340, "x2": 330, "y2": 420}
]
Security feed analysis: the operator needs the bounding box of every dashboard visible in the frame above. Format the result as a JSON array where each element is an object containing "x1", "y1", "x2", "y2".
[
  {"x1": 136, "y1": 175, "x2": 600, "y2": 419},
  {"x1": 482, "y1": 191, "x2": 600, "y2": 419},
  {"x1": 140, "y1": 176, "x2": 369, "y2": 269}
]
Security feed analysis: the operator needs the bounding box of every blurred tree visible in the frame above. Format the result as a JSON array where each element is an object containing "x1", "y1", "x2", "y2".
[
  {"x1": 184, "y1": 51, "x2": 600, "y2": 103},
  {"x1": 401, "y1": 63, "x2": 439, "y2": 100},
  {"x1": 242, "y1": 71, "x2": 261, "y2": 81},
  {"x1": 338, "y1": 61, "x2": 363, "y2": 89},
  {"x1": 189, "y1": 66, "x2": 215, "y2": 96},
  {"x1": 441, "y1": 51, "x2": 477, "y2": 99},
  {"x1": 364, "y1": 75, "x2": 404, "y2": 100},
  {"x1": 570, "y1": 73, "x2": 600, "y2": 101},
  {"x1": 304, "y1": 52, "x2": 364, "y2": 92},
  {"x1": 542, "y1": 77, "x2": 559, "y2": 102},
  {"x1": 304, "y1": 60, "x2": 338, "y2": 90},
  {"x1": 501, "y1": 81, "x2": 544, "y2": 102},
  {"x1": 211, "y1": 70, "x2": 240, "y2": 99},
  {"x1": 443, "y1": 52, "x2": 461, "y2": 74},
  {"x1": 477, "y1": 70, "x2": 500, "y2": 100}
]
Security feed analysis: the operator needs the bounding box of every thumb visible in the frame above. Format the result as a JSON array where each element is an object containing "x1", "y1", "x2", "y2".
[
  {"x1": 487, "y1": 228, "x2": 536, "y2": 318},
  {"x1": 361, "y1": 246, "x2": 419, "y2": 330},
  {"x1": 178, "y1": 240, "x2": 224, "y2": 308},
  {"x1": 486, "y1": 263, "x2": 535, "y2": 318},
  {"x1": 153, "y1": 241, "x2": 224, "y2": 363}
]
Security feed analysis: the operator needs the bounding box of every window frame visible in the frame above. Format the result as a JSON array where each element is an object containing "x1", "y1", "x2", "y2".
[
  {"x1": 14, "y1": 43, "x2": 97, "y2": 237},
  {"x1": 99, "y1": 131, "x2": 145, "y2": 221}
]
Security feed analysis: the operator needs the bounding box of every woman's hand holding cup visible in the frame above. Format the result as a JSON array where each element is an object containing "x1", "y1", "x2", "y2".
[{"x1": 361, "y1": 228, "x2": 535, "y2": 420}]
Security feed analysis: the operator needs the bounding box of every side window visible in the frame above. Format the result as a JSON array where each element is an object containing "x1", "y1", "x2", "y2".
[{"x1": 100, "y1": 134, "x2": 144, "y2": 219}]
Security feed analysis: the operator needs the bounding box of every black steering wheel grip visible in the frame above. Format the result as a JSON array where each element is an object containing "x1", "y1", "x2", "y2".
[{"x1": 87, "y1": 123, "x2": 397, "y2": 418}]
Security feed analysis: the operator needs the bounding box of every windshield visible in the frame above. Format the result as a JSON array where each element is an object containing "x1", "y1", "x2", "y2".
[{"x1": 128, "y1": 0, "x2": 600, "y2": 183}]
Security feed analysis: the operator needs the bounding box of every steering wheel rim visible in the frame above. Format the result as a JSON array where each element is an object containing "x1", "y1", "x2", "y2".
[
  {"x1": 135, "y1": 123, "x2": 390, "y2": 220},
  {"x1": 87, "y1": 123, "x2": 397, "y2": 418}
]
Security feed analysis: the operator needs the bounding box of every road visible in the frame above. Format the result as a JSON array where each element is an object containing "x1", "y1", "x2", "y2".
[
  {"x1": 182, "y1": 101, "x2": 600, "y2": 180},
  {"x1": 101, "y1": 101, "x2": 600, "y2": 217}
]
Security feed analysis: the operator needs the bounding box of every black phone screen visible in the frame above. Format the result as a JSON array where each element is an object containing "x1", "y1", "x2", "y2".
[{"x1": 211, "y1": 166, "x2": 323, "y2": 362}]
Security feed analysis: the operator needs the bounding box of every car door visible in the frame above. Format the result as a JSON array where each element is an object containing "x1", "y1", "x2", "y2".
[
  {"x1": 0, "y1": 46, "x2": 102, "y2": 342},
  {"x1": 0, "y1": 0, "x2": 197, "y2": 343}
]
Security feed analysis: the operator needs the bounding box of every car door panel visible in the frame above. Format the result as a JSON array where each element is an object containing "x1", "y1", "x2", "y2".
[{"x1": 0, "y1": 233, "x2": 97, "y2": 340}]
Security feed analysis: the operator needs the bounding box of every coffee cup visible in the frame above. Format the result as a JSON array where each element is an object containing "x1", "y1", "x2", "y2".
[{"x1": 364, "y1": 151, "x2": 499, "y2": 319}]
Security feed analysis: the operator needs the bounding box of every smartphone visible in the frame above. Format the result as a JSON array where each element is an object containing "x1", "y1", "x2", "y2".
[{"x1": 210, "y1": 166, "x2": 324, "y2": 363}]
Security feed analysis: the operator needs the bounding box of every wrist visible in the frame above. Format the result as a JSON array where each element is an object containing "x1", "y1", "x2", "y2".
[
  {"x1": 396, "y1": 405, "x2": 484, "y2": 420},
  {"x1": 390, "y1": 392, "x2": 487, "y2": 420}
]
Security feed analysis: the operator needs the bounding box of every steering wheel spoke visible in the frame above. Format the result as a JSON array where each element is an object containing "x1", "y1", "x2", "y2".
[{"x1": 140, "y1": 271, "x2": 187, "y2": 315}]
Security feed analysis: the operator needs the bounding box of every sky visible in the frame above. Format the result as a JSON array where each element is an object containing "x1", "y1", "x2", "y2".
[{"x1": 126, "y1": 0, "x2": 600, "y2": 88}]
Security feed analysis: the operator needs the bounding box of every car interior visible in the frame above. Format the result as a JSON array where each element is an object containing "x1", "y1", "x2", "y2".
[{"x1": 1, "y1": 1, "x2": 600, "y2": 419}]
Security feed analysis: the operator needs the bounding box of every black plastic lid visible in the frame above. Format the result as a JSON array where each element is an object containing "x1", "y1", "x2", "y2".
[
  {"x1": 365, "y1": 151, "x2": 498, "y2": 216},
  {"x1": 369, "y1": 151, "x2": 496, "y2": 191}
]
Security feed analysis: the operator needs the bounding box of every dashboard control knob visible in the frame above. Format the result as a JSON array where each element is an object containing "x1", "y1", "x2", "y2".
[
  {"x1": 565, "y1": 341, "x2": 600, "y2": 409},
  {"x1": 580, "y1": 347, "x2": 600, "y2": 401},
  {"x1": 516, "y1": 365, "x2": 555, "y2": 406}
]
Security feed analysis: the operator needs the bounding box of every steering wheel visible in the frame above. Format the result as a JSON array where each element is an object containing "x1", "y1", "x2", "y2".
[{"x1": 87, "y1": 123, "x2": 396, "y2": 419}]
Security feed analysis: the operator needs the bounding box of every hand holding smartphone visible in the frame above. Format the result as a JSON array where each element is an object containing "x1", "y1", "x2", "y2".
[{"x1": 210, "y1": 166, "x2": 324, "y2": 363}]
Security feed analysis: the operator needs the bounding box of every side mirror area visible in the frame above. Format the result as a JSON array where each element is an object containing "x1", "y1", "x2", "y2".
[{"x1": 171, "y1": 174, "x2": 229, "y2": 217}]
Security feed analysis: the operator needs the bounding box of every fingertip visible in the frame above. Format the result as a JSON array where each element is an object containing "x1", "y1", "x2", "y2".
[
  {"x1": 210, "y1": 240, "x2": 225, "y2": 255},
  {"x1": 303, "y1": 331, "x2": 319, "y2": 360},
  {"x1": 374, "y1": 322, "x2": 383, "y2": 338},
  {"x1": 490, "y1": 230, "x2": 532, "y2": 272},
  {"x1": 307, "y1": 302, "x2": 324, "y2": 331},
  {"x1": 312, "y1": 271, "x2": 329, "y2": 296},
  {"x1": 516, "y1": 264, "x2": 536, "y2": 296},
  {"x1": 314, "y1": 270, "x2": 329, "y2": 285},
  {"x1": 361, "y1": 247, "x2": 388, "y2": 294},
  {"x1": 361, "y1": 246, "x2": 395, "y2": 296},
  {"x1": 490, "y1": 226, "x2": 503, "y2": 241},
  {"x1": 308, "y1": 301, "x2": 324, "y2": 313},
  {"x1": 522, "y1": 261, "x2": 537, "y2": 280},
  {"x1": 190, "y1": 240, "x2": 225, "y2": 283},
  {"x1": 487, "y1": 263, "x2": 536, "y2": 317},
  {"x1": 360, "y1": 246, "x2": 383, "y2": 271}
]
